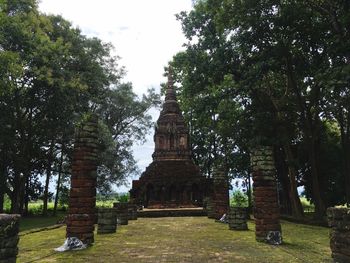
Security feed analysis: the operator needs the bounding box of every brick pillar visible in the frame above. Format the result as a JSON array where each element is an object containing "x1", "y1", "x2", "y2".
[
  {"x1": 66, "y1": 114, "x2": 98, "y2": 245},
  {"x1": 212, "y1": 167, "x2": 229, "y2": 220},
  {"x1": 251, "y1": 146, "x2": 282, "y2": 244},
  {"x1": 327, "y1": 207, "x2": 350, "y2": 263},
  {"x1": 0, "y1": 214, "x2": 20, "y2": 263}
]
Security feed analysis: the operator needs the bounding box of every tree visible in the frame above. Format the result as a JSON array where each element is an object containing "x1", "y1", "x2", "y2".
[
  {"x1": 96, "y1": 85, "x2": 160, "y2": 195},
  {"x1": 172, "y1": 0, "x2": 348, "y2": 219},
  {"x1": 0, "y1": 0, "x2": 157, "y2": 215}
]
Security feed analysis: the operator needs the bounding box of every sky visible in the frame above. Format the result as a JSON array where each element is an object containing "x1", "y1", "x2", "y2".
[{"x1": 38, "y1": 0, "x2": 193, "y2": 192}]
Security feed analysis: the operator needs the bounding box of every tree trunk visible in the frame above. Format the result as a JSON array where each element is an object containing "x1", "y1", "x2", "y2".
[
  {"x1": 307, "y1": 137, "x2": 326, "y2": 219},
  {"x1": 53, "y1": 148, "x2": 64, "y2": 216},
  {"x1": 340, "y1": 122, "x2": 350, "y2": 207},
  {"x1": 274, "y1": 146, "x2": 292, "y2": 215},
  {"x1": 23, "y1": 175, "x2": 30, "y2": 216},
  {"x1": 247, "y1": 174, "x2": 252, "y2": 213},
  {"x1": 0, "y1": 160, "x2": 6, "y2": 213},
  {"x1": 345, "y1": 151, "x2": 350, "y2": 207},
  {"x1": 270, "y1": 97, "x2": 304, "y2": 218},
  {"x1": 285, "y1": 56, "x2": 325, "y2": 219},
  {"x1": 11, "y1": 172, "x2": 25, "y2": 214},
  {"x1": 283, "y1": 145, "x2": 304, "y2": 219},
  {"x1": 43, "y1": 141, "x2": 55, "y2": 216}
]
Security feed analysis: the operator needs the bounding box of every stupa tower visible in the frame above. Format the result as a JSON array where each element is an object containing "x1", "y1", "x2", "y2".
[
  {"x1": 130, "y1": 68, "x2": 211, "y2": 208},
  {"x1": 152, "y1": 67, "x2": 191, "y2": 161}
]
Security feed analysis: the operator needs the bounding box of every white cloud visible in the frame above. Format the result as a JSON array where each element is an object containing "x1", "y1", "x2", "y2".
[
  {"x1": 39, "y1": 0, "x2": 192, "y2": 94},
  {"x1": 39, "y1": 0, "x2": 193, "y2": 192}
]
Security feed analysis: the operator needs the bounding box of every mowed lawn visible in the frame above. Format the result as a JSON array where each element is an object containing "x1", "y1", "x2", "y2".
[{"x1": 18, "y1": 217, "x2": 332, "y2": 263}]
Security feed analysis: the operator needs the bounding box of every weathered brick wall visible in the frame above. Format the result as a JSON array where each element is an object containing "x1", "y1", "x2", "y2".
[
  {"x1": 212, "y1": 167, "x2": 229, "y2": 220},
  {"x1": 97, "y1": 208, "x2": 117, "y2": 234},
  {"x1": 251, "y1": 146, "x2": 282, "y2": 244},
  {"x1": 66, "y1": 115, "x2": 98, "y2": 245},
  {"x1": 327, "y1": 207, "x2": 350, "y2": 263},
  {"x1": 0, "y1": 214, "x2": 20, "y2": 263},
  {"x1": 228, "y1": 207, "x2": 248, "y2": 231}
]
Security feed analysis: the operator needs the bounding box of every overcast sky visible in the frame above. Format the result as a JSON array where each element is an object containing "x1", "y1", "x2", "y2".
[{"x1": 39, "y1": 0, "x2": 193, "y2": 192}]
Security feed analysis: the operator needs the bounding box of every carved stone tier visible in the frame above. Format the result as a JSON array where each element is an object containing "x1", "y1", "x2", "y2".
[{"x1": 131, "y1": 160, "x2": 211, "y2": 208}]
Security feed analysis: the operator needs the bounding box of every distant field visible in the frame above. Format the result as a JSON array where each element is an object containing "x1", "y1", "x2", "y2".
[{"x1": 18, "y1": 217, "x2": 332, "y2": 263}]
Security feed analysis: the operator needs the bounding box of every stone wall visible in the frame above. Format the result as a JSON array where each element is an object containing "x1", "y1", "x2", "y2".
[
  {"x1": 327, "y1": 207, "x2": 350, "y2": 263},
  {"x1": 205, "y1": 197, "x2": 215, "y2": 219},
  {"x1": 113, "y1": 202, "x2": 129, "y2": 225},
  {"x1": 251, "y1": 146, "x2": 282, "y2": 244},
  {"x1": 0, "y1": 214, "x2": 20, "y2": 263},
  {"x1": 212, "y1": 167, "x2": 229, "y2": 220},
  {"x1": 97, "y1": 208, "x2": 117, "y2": 234},
  {"x1": 66, "y1": 115, "x2": 98, "y2": 245},
  {"x1": 128, "y1": 204, "x2": 138, "y2": 220},
  {"x1": 228, "y1": 207, "x2": 248, "y2": 231}
]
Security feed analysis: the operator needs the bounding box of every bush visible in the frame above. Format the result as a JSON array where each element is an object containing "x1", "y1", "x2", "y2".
[
  {"x1": 3, "y1": 195, "x2": 11, "y2": 212},
  {"x1": 117, "y1": 193, "x2": 129, "y2": 203},
  {"x1": 230, "y1": 190, "x2": 248, "y2": 207},
  {"x1": 300, "y1": 197, "x2": 315, "y2": 213}
]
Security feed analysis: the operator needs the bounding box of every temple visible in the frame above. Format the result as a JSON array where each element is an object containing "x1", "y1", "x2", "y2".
[{"x1": 129, "y1": 69, "x2": 211, "y2": 208}]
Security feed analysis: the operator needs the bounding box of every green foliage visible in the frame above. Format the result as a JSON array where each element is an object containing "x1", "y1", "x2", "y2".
[
  {"x1": 3, "y1": 194, "x2": 11, "y2": 212},
  {"x1": 171, "y1": 0, "x2": 350, "y2": 218},
  {"x1": 96, "y1": 86, "x2": 160, "y2": 194},
  {"x1": 0, "y1": 0, "x2": 159, "y2": 214},
  {"x1": 230, "y1": 190, "x2": 248, "y2": 208},
  {"x1": 117, "y1": 193, "x2": 129, "y2": 203},
  {"x1": 300, "y1": 197, "x2": 315, "y2": 213},
  {"x1": 95, "y1": 192, "x2": 129, "y2": 207}
]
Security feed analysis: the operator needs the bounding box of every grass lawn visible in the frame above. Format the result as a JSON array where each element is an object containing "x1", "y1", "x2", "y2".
[
  {"x1": 17, "y1": 217, "x2": 332, "y2": 263},
  {"x1": 19, "y1": 212, "x2": 65, "y2": 232}
]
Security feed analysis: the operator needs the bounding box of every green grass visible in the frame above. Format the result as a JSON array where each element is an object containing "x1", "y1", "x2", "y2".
[
  {"x1": 95, "y1": 200, "x2": 115, "y2": 208},
  {"x1": 19, "y1": 212, "x2": 66, "y2": 232},
  {"x1": 17, "y1": 217, "x2": 332, "y2": 263}
]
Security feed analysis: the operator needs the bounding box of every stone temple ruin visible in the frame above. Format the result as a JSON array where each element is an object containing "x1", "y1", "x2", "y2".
[{"x1": 129, "y1": 72, "x2": 212, "y2": 209}]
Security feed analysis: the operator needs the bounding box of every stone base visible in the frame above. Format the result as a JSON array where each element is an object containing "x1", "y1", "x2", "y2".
[
  {"x1": 332, "y1": 252, "x2": 350, "y2": 263},
  {"x1": 228, "y1": 207, "x2": 248, "y2": 231},
  {"x1": 128, "y1": 204, "x2": 138, "y2": 220},
  {"x1": 97, "y1": 208, "x2": 117, "y2": 234},
  {"x1": 327, "y1": 207, "x2": 350, "y2": 262},
  {"x1": 130, "y1": 160, "x2": 212, "y2": 209},
  {"x1": 0, "y1": 214, "x2": 20, "y2": 263},
  {"x1": 114, "y1": 203, "x2": 129, "y2": 225},
  {"x1": 138, "y1": 208, "x2": 206, "y2": 218}
]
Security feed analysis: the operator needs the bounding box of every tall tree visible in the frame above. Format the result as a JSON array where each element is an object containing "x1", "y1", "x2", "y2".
[
  {"x1": 172, "y1": 0, "x2": 349, "y2": 219},
  {"x1": 0, "y1": 0, "x2": 156, "y2": 214}
]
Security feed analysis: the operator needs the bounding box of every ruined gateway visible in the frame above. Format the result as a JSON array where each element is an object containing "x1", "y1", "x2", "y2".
[{"x1": 129, "y1": 73, "x2": 212, "y2": 208}]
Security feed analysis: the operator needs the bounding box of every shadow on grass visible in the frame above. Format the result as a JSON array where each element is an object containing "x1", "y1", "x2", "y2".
[{"x1": 20, "y1": 212, "x2": 66, "y2": 232}]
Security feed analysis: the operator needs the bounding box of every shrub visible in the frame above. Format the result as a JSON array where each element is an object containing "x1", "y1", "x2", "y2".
[
  {"x1": 230, "y1": 190, "x2": 248, "y2": 207},
  {"x1": 117, "y1": 193, "x2": 129, "y2": 203}
]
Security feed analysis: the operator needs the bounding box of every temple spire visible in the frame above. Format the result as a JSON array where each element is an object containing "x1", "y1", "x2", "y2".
[{"x1": 165, "y1": 66, "x2": 177, "y2": 101}]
